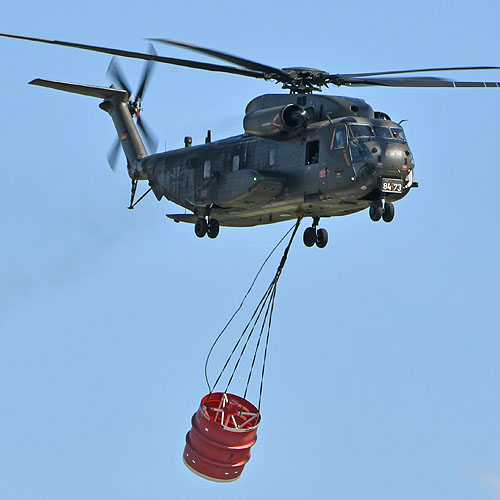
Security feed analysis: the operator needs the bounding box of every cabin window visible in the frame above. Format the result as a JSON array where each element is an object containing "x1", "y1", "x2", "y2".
[
  {"x1": 269, "y1": 148, "x2": 276, "y2": 167},
  {"x1": 232, "y1": 155, "x2": 240, "y2": 172},
  {"x1": 203, "y1": 160, "x2": 211, "y2": 179},
  {"x1": 305, "y1": 140, "x2": 320, "y2": 165},
  {"x1": 332, "y1": 127, "x2": 347, "y2": 149}
]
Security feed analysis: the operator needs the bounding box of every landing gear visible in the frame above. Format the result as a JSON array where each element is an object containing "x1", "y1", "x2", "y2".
[
  {"x1": 369, "y1": 200, "x2": 395, "y2": 223},
  {"x1": 195, "y1": 217, "x2": 220, "y2": 239},
  {"x1": 303, "y1": 217, "x2": 329, "y2": 248}
]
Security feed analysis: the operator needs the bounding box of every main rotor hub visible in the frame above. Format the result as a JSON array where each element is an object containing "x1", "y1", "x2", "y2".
[{"x1": 281, "y1": 67, "x2": 330, "y2": 93}]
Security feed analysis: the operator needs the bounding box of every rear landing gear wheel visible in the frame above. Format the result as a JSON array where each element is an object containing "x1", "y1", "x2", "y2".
[
  {"x1": 207, "y1": 219, "x2": 220, "y2": 239},
  {"x1": 316, "y1": 228, "x2": 328, "y2": 248},
  {"x1": 303, "y1": 223, "x2": 329, "y2": 249},
  {"x1": 303, "y1": 227, "x2": 317, "y2": 247},
  {"x1": 195, "y1": 218, "x2": 208, "y2": 238},
  {"x1": 369, "y1": 201, "x2": 383, "y2": 222},
  {"x1": 382, "y1": 201, "x2": 395, "y2": 223}
]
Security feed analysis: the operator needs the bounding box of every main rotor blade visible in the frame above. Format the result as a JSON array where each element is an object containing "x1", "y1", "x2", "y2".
[
  {"x1": 337, "y1": 65, "x2": 500, "y2": 79},
  {"x1": 0, "y1": 32, "x2": 267, "y2": 80},
  {"x1": 150, "y1": 37, "x2": 292, "y2": 82},
  {"x1": 107, "y1": 57, "x2": 132, "y2": 95},
  {"x1": 337, "y1": 76, "x2": 500, "y2": 87}
]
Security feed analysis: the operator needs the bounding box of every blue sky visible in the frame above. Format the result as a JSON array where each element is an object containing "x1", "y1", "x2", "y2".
[{"x1": 1, "y1": 1, "x2": 500, "y2": 499}]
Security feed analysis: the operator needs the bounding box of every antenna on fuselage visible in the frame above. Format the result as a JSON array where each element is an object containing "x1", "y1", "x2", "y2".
[{"x1": 205, "y1": 130, "x2": 212, "y2": 144}]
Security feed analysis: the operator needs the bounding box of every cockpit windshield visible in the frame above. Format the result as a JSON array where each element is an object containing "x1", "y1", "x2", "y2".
[
  {"x1": 373, "y1": 126, "x2": 393, "y2": 139},
  {"x1": 348, "y1": 124, "x2": 407, "y2": 143},
  {"x1": 349, "y1": 125, "x2": 372, "y2": 138}
]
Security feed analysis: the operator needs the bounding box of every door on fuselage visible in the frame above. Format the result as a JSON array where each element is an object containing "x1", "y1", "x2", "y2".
[
  {"x1": 326, "y1": 125, "x2": 352, "y2": 192},
  {"x1": 303, "y1": 138, "x2": 322, "y2": 198}
]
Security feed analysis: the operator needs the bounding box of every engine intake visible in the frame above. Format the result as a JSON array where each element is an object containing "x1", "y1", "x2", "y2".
[{"x1": 243, "y1": 104, "x2": 307, "y2": 141}]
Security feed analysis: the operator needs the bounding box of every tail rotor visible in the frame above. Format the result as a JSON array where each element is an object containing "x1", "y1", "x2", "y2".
[{"x1": 106, "y1": 45, "x2": 158, "y2": 171}]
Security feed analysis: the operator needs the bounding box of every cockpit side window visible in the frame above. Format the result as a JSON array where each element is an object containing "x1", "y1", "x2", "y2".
[
  {"x1": 331, "y1": 126, "x2": 347, "y2": 149},
  {"x1": 390, "y1": 128, "x2": 407, "y2": 142}
]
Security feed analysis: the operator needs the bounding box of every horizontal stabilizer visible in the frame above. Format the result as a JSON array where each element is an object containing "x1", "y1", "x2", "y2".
[
  {"x1": 29, "y1": 78, "x2": 129, "y2": 101},
  {"x1": 166, "y1": 214, "x2": 199, "y2": 224}
]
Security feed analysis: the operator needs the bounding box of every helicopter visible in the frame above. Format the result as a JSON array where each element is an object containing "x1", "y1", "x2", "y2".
[{"x1": 2, "y1": 33, "x2": 499, "y2": 248}]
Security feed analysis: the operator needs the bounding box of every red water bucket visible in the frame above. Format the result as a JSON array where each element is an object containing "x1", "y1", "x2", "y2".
[{"x1": 183, "y1": 392, "x2": 261, "y2": 482}]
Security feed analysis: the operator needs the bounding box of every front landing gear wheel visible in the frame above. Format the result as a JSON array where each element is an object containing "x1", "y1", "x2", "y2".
[
  {"x1": 207, "y1": 219, "x2": 220, "y2": 239},
  {"x1": 195, "y1": 218, "x2": 208, "y2": 238},
  {"x1": 303, "y1": 227, "x2": 317, "y2": 247},
  {"x1": 382, "y1": 201, "x2": 395, "y2": 223},
  {"x1": 369, "y1": 201, "x2": 383, "y2": 222},
  {"x1": 316, "y1": 228, "x2": 328, "y2": 248}
]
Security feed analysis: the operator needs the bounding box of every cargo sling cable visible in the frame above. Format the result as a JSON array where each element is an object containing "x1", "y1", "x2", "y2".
[{"x1": 205, "y1": 215, "x2": 303, "y2": 409}]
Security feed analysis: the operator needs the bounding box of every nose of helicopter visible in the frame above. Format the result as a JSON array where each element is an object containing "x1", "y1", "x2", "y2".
[{"x1": 378, "y1": 142, "x2": 412, "y2": 177}]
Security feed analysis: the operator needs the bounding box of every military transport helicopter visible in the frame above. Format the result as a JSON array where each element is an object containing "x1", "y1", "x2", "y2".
[{"x1": 2, "y1": 33, "x2": 500, "y2": 248}]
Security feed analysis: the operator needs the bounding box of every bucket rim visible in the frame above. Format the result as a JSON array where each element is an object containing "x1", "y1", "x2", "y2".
[{"x1": 199, "y1": 392, "x2": 261, "y2": 432}]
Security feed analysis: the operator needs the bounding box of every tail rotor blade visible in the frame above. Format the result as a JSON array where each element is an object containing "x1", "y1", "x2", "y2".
[
  {"x1": 135, "y1": 43, "x2": 157, "y2": 101},
  {"x1": 107, "y1": 57, "x2": 132, "y2": 96},
  {"x1": 137, "y1": 116, "x2": 158, "y2": 153},
  {"x1": 107, "y1": 137, "x2": 121, "y2": 171}
]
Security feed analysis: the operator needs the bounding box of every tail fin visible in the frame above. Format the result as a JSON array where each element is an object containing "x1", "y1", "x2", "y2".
[{"x1": 30, "y1": 78, "x2": 148, "y2": 176}]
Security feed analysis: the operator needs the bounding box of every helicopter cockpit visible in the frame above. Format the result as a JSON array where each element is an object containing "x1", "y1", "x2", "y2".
[{"x1": 343, "y1": 120, "x2": 414, "y2": 181}]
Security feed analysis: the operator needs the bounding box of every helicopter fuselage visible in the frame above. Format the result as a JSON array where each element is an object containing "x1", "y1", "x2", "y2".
[{"x1": 134, "y1": 94, "x2": 416, "y2": 227}]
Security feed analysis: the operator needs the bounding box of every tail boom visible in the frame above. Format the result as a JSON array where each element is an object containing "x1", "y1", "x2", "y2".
[{"x1": 29, "y1": 78, "x2": 148, "y2": 177}]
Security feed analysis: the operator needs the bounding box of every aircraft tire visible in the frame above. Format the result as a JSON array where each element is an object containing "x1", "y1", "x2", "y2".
[
  {"x1": 369, "y1": 202, "x2": 383, "y2": 222},
  {"x1": 207, "y1": 219, "x2": 220, "y2": 239},
  {"x1": 382, "y1": 201, "x2": 395, "y2": 223},
  {"x1": 303, "y1": 227, "x2": 317, "y2": 247},
  {"x1": 316, "y1": 228, "x2": 328, "y2": 248},
  {"x1": 195, "y1": 218, "x2": 208, "y2": 238}
]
